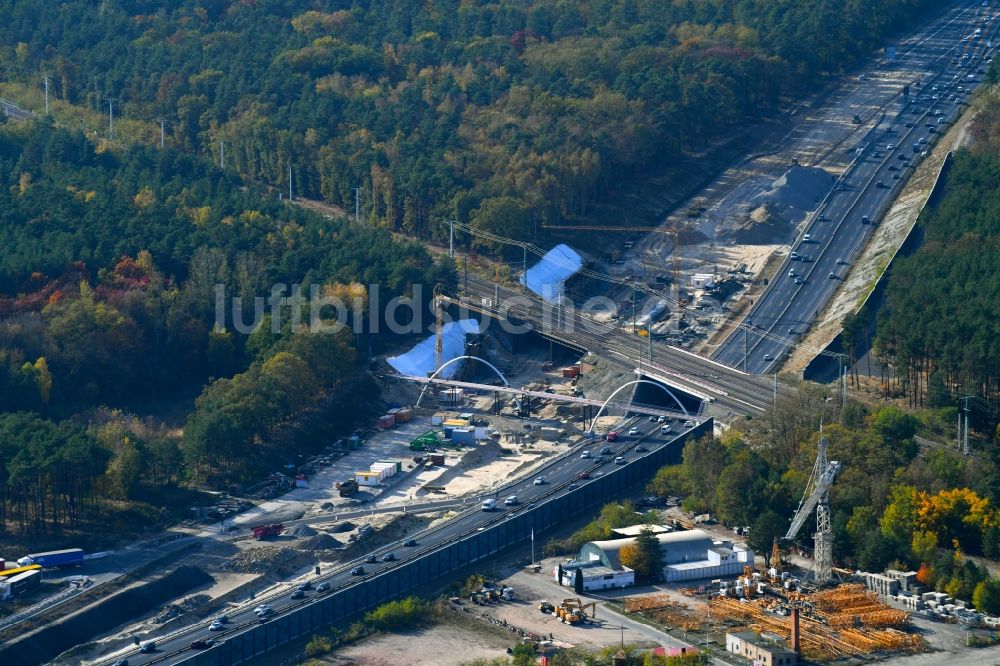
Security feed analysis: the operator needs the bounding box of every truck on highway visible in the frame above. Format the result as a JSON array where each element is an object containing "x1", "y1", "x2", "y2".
[
  {"x1": 481, "y1": 498, "x2": 497, "y2": 511},
  {"x1": 605, "y1": 431, "x2": 619, "y2": 442},
  {"x1": 17, "y1": 548, "x2": 84, "y2": 568}
]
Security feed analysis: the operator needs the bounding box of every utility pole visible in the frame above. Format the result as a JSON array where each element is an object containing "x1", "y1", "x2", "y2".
[
  {"x1": 448, "y1": 220, "x2": 455, "y2": 258},
  {"x1": 159, "y1": 119, "x2": 165, "y2": 148},
  {"x1": 288, "y1": 164, "x2": 293, "y2": 201},
  {"x1": 352, "y1": 186, "x2": 363, "y2": 223},
  {"x1": 43, "y1": 75, "x2": 49, "y2": 116},
  {"x1": 648, "y1": 326, "x2": 653, "y2": 363},
  {"x1": 106, "y1": 97, "x2": 117, "y2": 140},
  {"x1": 958, "y1": 395, "x2": 973, "y2": 455},
  {"x1": 219, "y1": 140, "x2": 225, "y2": 169}
]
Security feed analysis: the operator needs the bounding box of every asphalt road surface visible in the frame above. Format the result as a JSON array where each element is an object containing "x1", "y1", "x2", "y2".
[
  {"x1": 97, "y1": 417, "x2": 702, "y2": 666},
  {"x1": 714, "y1": 0, "x2": 998, "y2": 374}
]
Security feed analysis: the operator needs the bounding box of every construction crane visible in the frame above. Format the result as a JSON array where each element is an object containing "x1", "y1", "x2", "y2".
[{"x1": 784, "y1": 436, "x2": 841, "y2": 583}]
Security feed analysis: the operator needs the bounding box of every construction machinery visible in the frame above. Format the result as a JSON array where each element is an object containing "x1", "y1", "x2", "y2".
[
  {"x1": 784, "y1": 436, "x2": 841, "y2": 583},
  {"x1": 251, "y1": 523, "x2": 284, "y2": 539},
  {"x1": 538, "y1": 600, "x2": 555, "y2": 614},
  {"x1": 563, "y1": 598, "x2": 596, "y2": 623}
]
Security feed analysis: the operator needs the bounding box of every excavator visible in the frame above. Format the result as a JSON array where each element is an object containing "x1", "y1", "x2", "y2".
[{"x1": 558, "y1": 598, "x2": 597, "y2": 624}]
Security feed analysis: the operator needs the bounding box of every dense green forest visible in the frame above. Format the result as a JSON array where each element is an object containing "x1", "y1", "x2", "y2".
[
  {"x1": 875, "y1": 71, "x2": 1000, "y2": 417},
  {"x1": 0, "y1": 0, "x2": 938, "y2": 242},
  {"x1": 0, "y1": 120, "x2": 449, "y2": 535},
  {"x1": 646, "y1": 389, "x2": 1000, "y2": 612}
]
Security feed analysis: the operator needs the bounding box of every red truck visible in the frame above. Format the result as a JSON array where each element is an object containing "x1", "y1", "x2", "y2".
[
  {"x1": 605, "y1": 431, "x2": 619, "y2": 442},
  {"x1": 252, "y1": 523, "x2": 284, "y2": 539}
]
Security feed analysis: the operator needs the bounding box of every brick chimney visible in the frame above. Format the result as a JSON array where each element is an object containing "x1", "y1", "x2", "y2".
[{"x1": 790, "y1": 606, "x2": 801, "y2": 653}]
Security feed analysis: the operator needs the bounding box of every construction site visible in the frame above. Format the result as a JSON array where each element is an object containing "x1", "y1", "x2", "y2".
[{"x1": 621, "y1": 575, "x2": 926, "y2": 662}]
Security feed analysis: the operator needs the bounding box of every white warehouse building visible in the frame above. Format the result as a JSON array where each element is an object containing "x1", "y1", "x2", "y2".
[{"x1": 576, "y1": 528, "x2": 753, "y2": 582}]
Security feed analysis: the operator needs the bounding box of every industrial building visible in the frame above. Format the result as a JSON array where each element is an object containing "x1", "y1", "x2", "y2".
[
  {"x1": 726, "y1": 631, "x2": 798, "y2": 666},
  {"x1": 553, "y1": 562, "x2": 635, "y2": 592},
  {"x1": 576, "y1": 528, "x2": 753, "y2": 582}
]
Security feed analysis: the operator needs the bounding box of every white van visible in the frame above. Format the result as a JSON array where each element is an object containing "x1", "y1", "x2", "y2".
[{"x1": 481, "y1": 498, "x2": 496, "y2": 511}]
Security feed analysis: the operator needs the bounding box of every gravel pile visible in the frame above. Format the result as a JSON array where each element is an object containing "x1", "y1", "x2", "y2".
[
  {"x1": 152, "y1": 594, "x2": 210, "y2": 624},
  {"x1": 286, "y1": 524, "x2": 317, "y2": 537},
  {"x1": 330, "y1": 521, "x2": 355, "y2": 533},
  {"x1": 302, "y1": 534, "x2": 340, "y2": 550},
  {"x1": 229, "y1": 546, "x2": 300, "y2": 574}
]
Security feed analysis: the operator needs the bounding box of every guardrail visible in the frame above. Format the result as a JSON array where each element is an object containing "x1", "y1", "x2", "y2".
[{"x1": 159, "y1": 420, "x2": 712, "y2": 666}]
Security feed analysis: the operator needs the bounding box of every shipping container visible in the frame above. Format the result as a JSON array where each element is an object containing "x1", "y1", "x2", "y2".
[
  {"x1": 394, "y1": 408, "x2": 413, "y2": 423},
  {"x1": 355, "y1": 471, "x2": 381, "y2": 487},
  {"x1": 431, "y1": 413, "x2": 446, "y2": 426},
  {"x1": 562, "y1": 366, "x2": 580, "y2": 378},
  {"x1": 429, "y1": 454, "x2": 445, "y2": 466},
  {"x1": 451, "y1": 428, "x2": 476, "y2": 445},
  {"x1": 376, "y1": 459, "x2": 403, "y2": 474},
  {"x1": 442, "y1": 419, "x2": 467, "y2": 428},
  {"x1": 377, "y1": 415, "x2": 395, "y2": 429}
]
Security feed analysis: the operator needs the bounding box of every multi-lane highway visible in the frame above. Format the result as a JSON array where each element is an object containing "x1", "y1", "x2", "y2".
[
  {"x1": 452, "y1": 274, "x2": 774, "y2": 414},
  {"x1": 713, "y1": 0, "x2": 998, "y2": 374},
  {"x1": 97, "y1": 416, "x2": 702, "y2": 666}
]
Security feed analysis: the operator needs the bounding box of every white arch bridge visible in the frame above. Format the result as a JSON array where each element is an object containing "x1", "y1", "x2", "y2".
[{"x1": 398, "y1": 374, "x2": 693, "y2": 420}]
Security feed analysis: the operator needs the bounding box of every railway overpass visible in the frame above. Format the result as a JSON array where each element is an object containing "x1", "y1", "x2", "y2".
[{"x1": 446, "y1": 275, "x2": 775, "y2": 415}]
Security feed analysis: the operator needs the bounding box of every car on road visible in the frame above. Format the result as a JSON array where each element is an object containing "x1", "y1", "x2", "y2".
[
  {"x1": 659, "y1": 425, "x2": 672, "y2": 434},
  {"x1": 191, "y1": 639, "x2": 215, "y2": 650},
  {"x1": 351, "y1": 566, "x2": 365, "y2": 575},
  {"x1": 787, "y1": 327, "x2": 797, "y2": 335},
  {"x1": 875, "y1": 180, "x2": 884, "y2": 188},
  {"x1": 790, "y1": 251, "x2": 799, "y2": 260},
  {"x1": 580, "y1": 450, "x2": 591, "y2": 459},
  {"x1": 139, "y1": 641, "x2": 156, "y2": 654},
  {"x1": 648, "y1": 415, "x2": 657, "y2": 422},
  {"x1": 403, "y1": 538, "x2": 418, "y2": 547},
  {"x1": 837, "y1": 258, "x2": 847, "y2": 264},
  {"x1": 567, "y1": 482, "x2": 578, "y2": 489},
  {"x1": 578, "y1": 471, "x2": 591, "y2": 479},
  {"x1": 317, "y1": 582, "x2": 331, "y2": 593},
  {"x1": 803, "y1": 233, "x2": 811, "y2": 242},
  {"x1": 533, "y1": 477, "x2": 546, "y2": 485},
  {"x1": 297, "y1": 581, "x2": 312, "y2": 591},
  {"x1": 657, "y1": 415, "x2": 666, "y2": 423},
  {"x1": 253, "y1": 605, "x2": 273, "y2": 616},
  {"x1": 892, "y1": 173, "x2": 901, "y2": 179},
  {"x1": 636, "y1": 444, "x2": 648, "y2": 452},
  {"x1": 788, "y1": 268, "x2": 796, "y2": 277},
  {"x1": 683, "y1": 420, "x2": 695, "y2": 428},
  {"x1": 628, "y1": 427, "x2": 640, "y2": 436},
  {"x1": 763, "y1": 354, "x2": 773, "y2": 361},
  {"x1": 886, "y1": 143, "x2": 894, "y2": 150},
  {"x1": 215, "y1": 614, "x2": 229, "y2": 623},
  {"x1": 210, "y1": 620, "x2": 225, "y2": 631},
  {"x1": 382, "y1": 552, "x2": 395, "y2": 562},
  {"x1": 600, "y1": 446, "x2": 612, "y2": 455},
  {"x1": 829, "y1": 272, "x2": 838, "y2": 279},
  {"x1": 614, "y1": 456, "x2": 625, "y2": 465},
  {"x1": 291, "y1": 589, "x2": 305, "y2": 599},
  {"x1": 365, "y1": 554, "x2": 377, "y2": 563},
  {"x1": 794, "y1": 276, "x2": 803, "y2": 285},
  {"x1": 113, "y1": 660, "x2": 129, "y2": 666}
]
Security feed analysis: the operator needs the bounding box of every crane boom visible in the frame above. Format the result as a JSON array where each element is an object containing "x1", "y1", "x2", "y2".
[{"x1": 784, "y1": 459, "x2": 841, "y2": 540}]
